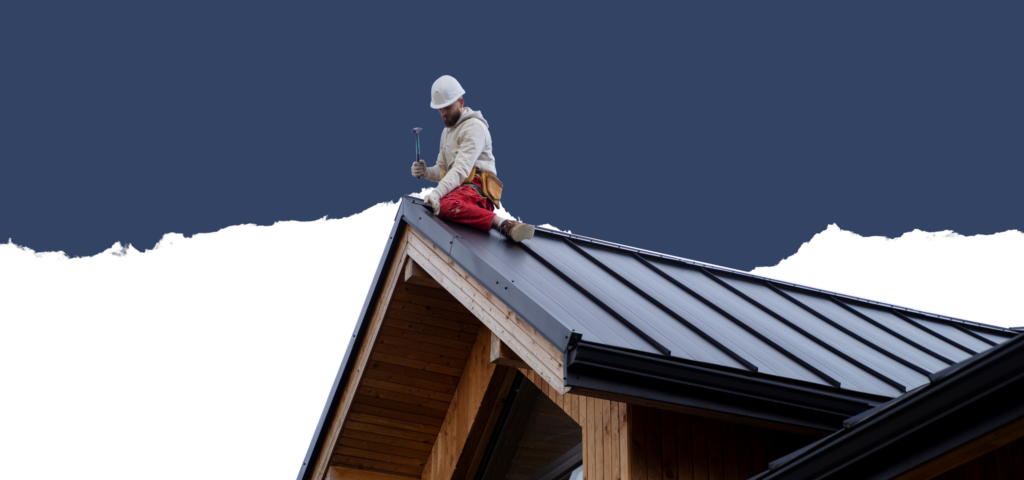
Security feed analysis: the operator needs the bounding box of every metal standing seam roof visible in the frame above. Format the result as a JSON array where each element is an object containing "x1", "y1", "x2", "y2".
[
  {"x1": 296, "y1": 197, "x2": 1019, "y2": 479},
  {"x1": 400, "y1": 196, "x2": 1017, "y2": 400}
]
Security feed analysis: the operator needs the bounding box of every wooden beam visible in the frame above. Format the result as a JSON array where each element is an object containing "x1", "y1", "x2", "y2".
[
  {"x1": 404, "y1": 257, "x2": 443, "y2": 289},
  {"x1": 422, "y1": 329, "x2": 510, "y2": 480},
  {"x1": 404, "y1": 227, "x2": 568, "y2": 394},
  {"x1": 326, "y1": 466, "x2": 410, "y2": 480},
  {"x1": 309, "y1": 231, "x2": 411, "y2": 480},
  {"x1": 453, "y1": 366, "x2": 517, "y2": 480},
  {"x1": 490, "y1": 331, "x2": 530, "y2": 369}
]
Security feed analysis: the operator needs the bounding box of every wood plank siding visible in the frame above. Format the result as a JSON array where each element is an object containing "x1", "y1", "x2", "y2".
[
  {"x1": 521, "y1": 369, "x2": 629, "y2": 480},
  {"x1": 627, "y1": 405, "x2": 815, "y2": 480}
]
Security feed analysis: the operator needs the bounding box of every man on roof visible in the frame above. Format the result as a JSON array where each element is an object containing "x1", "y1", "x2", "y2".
[{"x1": 411, "y1": 75, "x2": 535, "y2": 242}]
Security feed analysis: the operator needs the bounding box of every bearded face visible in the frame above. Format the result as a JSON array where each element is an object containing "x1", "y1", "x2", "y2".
[{"x1": 439, "y1": 98, "x2": 464, "y2": 128}]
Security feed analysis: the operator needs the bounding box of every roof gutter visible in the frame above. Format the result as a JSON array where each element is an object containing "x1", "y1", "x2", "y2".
[
  {"x1": 752, "y1": 333, "x2": 1024, "y2": 479},
  {"x1": 565, "y1": 341, "x2": 888, "y2": 433}
]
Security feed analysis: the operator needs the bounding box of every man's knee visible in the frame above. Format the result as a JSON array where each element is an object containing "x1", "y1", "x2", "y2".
[{"x1": 437, "y1": 195, "x2": 462, "y2": 218}]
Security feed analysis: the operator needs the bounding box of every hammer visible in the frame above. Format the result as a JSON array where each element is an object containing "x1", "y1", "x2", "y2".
[{"x1": 411, "y1": 127, "x2": 423, "y2": 163}]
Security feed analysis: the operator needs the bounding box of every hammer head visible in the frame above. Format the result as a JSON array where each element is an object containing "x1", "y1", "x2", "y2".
[{"x1": 411, "y1": 127, "x2": 423, "y2": 135}]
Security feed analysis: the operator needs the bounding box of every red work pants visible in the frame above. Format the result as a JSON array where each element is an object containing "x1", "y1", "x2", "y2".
[{"x1": 437, "y1": 177, "x2": 496, "y2": 231}]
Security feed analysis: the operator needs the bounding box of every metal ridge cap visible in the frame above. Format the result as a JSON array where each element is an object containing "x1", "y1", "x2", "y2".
[
  {"x1": 531, "y1": 220, "x2": 1015, "y2": 335},
  {"x1": 568, "y1": 341, "x2": 889, "y2": 407}
]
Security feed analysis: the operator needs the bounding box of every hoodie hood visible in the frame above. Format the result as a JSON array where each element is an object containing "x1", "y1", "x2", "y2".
[{"x1": 451, "y1": 107, "x2": 488, "y2": 129}]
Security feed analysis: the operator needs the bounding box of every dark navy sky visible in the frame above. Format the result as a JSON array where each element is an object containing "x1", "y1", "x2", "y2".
[{"x1": 2, "y1": 3, "x2": 1021, "y2": 270}]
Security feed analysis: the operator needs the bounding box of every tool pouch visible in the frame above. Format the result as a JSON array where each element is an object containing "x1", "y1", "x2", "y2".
[{"x1": 480, "y1": 171, "x2": 503, "y2": 209}]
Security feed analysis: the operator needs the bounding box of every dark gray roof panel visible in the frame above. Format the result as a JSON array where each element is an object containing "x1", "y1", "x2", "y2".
[
  {"x1": 847, "y1": 304, "x2": 973, "y2": 363},
  {"x1": 768, "y1": 289, "x2": 931, "y2": 389},
  {"x1": 718, "y1": 277, "x2": 909, "y2": 397},
  {"x1": 785, "y1": 291, "x2": 950, "y2": 373},
  {"x1": 523, "y1": 234, "x2": 662, "y2": 352},
  {"x1": 973, "y1": 329, "x2": 1014, "y2": 344},
  {"x1": 651, "y1": 260, "x2": 833, "y2": 384},
  {"x1": 905, "y1": 314, "x2": 996, "y2": 352},
  {"x1": 575, "y1": 245, "x2": 749, "y2": 369},
  {"x1": 700, "y1": 274, "x2": 902, "y2": 396},
  {"x1": 456, "y1": 230, "x2": 653, "y2": 351}
]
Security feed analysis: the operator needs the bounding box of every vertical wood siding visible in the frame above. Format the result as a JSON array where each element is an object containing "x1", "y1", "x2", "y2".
[
  {"x1": 627, "y1": 405, "x2": 816, "y2": 480},
  {"x1": 521, "y1": 369, "x2": 630, "y2": 480}
]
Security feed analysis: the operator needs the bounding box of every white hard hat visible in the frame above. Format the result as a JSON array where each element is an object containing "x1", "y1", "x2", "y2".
[{"x1": 429, "y1": 75, "x2": 466, "y2": 109}]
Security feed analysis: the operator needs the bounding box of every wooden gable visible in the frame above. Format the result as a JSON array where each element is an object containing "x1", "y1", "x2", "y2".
[{"x1": 308, "y1": 227, "x2": 566, "y2": 480}]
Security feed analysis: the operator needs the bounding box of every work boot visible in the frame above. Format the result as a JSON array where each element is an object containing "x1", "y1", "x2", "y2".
[{"x1": 498, "y1": 219, "x2": 535, "y2": 243}]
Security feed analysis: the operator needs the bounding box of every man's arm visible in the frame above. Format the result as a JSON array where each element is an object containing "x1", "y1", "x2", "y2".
[
  {"x1": 431, "y1": 121, "x2": 485, "y2": 199},
  {"x1": 411, "y1": 131, "x2": 445, "y2": 181},
  {"x1": 423, "y1": 152, "x2": 443, "y2": 182}
]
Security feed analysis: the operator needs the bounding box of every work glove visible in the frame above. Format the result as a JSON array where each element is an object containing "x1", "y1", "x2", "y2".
[
  {"x1": 425, "y1": 191, "x2": 441, "y2": 216},
  {"x1": 411, "y1": 159, "x2": 426, "y2": 178}
]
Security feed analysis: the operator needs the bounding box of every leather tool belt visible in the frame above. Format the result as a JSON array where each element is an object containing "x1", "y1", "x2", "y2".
[{"x1": 444, "y1": 167, "x2": 504, "y2": 209}]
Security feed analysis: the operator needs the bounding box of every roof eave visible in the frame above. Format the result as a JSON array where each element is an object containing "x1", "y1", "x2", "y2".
[
  {"x1": 565, "y1": 341, "x2": 888, "y2": 433},
  {"x1": 753, "y1": 333, "x2": 1024, "y2": 479}
]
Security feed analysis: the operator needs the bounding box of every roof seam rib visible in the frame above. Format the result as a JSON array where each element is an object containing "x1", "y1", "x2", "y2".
[
  {"x1": 702, "y1": 270, "x2": 907, "y2": 394},
  {"x1": 516, "y1": 240, "x2": 672, "y2": 356},
  {"x1": 561, "y1": 238, "x2": 759, "y2": 372},
  {"x1": 655, "y1": 259, "x2": 839, "y2": 382},
  {"x1": 634, "y1": 254, "x2": 842, "y2": 387},
  {"x1": 888, "y1": 309, "x2": 978, "y2": 355},
  {"x1": 766, "y1": 283, "x2": 932, "y2": 377},
  {"x1": 828, "y1": 296, "x2": 954, "y2": 365},
  {"x1": 952, "y1": 323, "x2": 998, "y2": 346}
]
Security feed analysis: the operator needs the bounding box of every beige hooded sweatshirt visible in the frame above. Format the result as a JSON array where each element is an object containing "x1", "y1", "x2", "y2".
[{"x1": 423, "y1": 107, "x2": 496, "y2": 199}]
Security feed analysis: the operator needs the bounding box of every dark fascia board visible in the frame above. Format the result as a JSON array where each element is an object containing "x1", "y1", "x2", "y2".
[
  {"x1": 565, "y1": 342, "x2": 888, "y2": 432},
  {"x1": 752, "y1": 333, "x2": 1024, "y2": 480},
  {"x1": 530, "y1": 227, "x2": 1017, "y2": 337},
  {"x1": 295, "y1": 202, "x2": 409, "y2": 480}
]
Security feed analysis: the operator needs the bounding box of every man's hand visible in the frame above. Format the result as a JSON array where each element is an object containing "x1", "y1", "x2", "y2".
[
  {"x1": 425, "y1": 191, "x2": 441, "y2": 216},
  {"x1": 411, "y1": 160, "x2": 426, "y2": 178}
]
